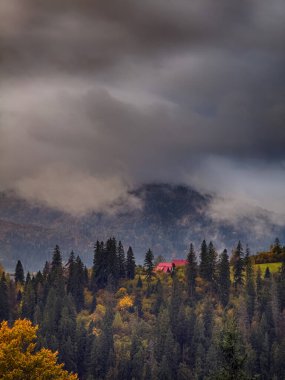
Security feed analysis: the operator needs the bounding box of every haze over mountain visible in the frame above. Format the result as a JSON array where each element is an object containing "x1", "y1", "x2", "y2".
[
  {"x1": 0, "y1": 183, "x2": 284, "y2": 272},
  {"x1": 0, "y1": 1, "x2": 284, "y2": 271}
]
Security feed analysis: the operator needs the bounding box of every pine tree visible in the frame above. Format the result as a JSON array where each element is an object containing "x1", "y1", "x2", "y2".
[
  {"x1": 50, "y1": 245, "x2": 65, "y2": 296},
  {"x1": 213, "y1": 318, "x2": 250, "y2": 380},
  {"x1": 106, "y1": 237, "x2": 119, "y2": 285},
  {"x1": 233, "y1": 241, "x2": 245, "y2": 289},
  {"x1": 217, "y1": 249, "x2": 231, "y2": 307},
  {"x1": 199, "y1": 240, "x2": 208, "y2": 280},
  {"x1": 67, "y1": 253, "x2": 85, "y2": 311},
  {"x1": 272, "y1": 238, "x2": 282, "y2": 256},
  {"x1": 15, "y1": 260, "x2": 25, "y2": 285},
  {"x1": 21, "y1": 275, "x2": 36, "y2": 321},
  {"x1": 144, "y1": 249, "x2": 154, "y2": 282},
  {"x1": 117, "y1": 241, "x2": 126, "y2": 279},
  {"x1": 244, "y1": 246, "x2": 255, "y2": 323},
  {"x1": 58, "y1": 295, "x2": 77, "y2": 373},
  {"x1": 208, "y1": 241, "x2": 217, "y2": 283},
  {"x1": 126, "y1": 246, "x2": 136, "y2": 280},
  {"x1": 186, "y1": 243, "x2": 197, "y2": 298}
]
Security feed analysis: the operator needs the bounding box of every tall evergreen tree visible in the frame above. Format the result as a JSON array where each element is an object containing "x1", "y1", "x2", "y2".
[
  {"x1": 15, "y1": 260, "x2": 25, "y2": 284},
  {"x1": 208, "y1": 241, "x2": 217, "y2": 283},
  {"x1": 245, "y1": 246, "x2": 255, "y2": 323},
  {"x1": 186, "y1": 243, "x2": 197, "y2": 298},
  {"x1": 91, "y1": 241, "x2": 103, "y2": 290},
  {"x1": 126, "y1": 246, "x2": 136, "y2": 280},
  {"x1": 21, "y1": 274, "x2": 36, "y2": 321},
  {"x1": 144, "y1": 249, "x2": 154, "y2": 282},
  {"x1": 217, "y1": 249, "x2": 231, "y2": 307},
  {"x1": 233, "y1": 241, "x2": 245, "y2": 289},
  {"x1": 214, "y1": 318, "x2": 250, "y2": 380},
  {"x1": 199, "y1": 240, "x2": 208, "y2": 280},
  {"x1": 117, "y1": 241, "x2": 126, "y2": 279},
  {"x1": 67, "y1": 252, "x2": 85, "y2": 311},
  {"x1": 50, "y1": 245, "x2": 64, "y2": 296}
]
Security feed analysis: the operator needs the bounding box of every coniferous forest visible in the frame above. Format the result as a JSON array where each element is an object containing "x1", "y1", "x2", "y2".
[{"x1": 1, "y1": 238, "x2": 285, "y2": 379}]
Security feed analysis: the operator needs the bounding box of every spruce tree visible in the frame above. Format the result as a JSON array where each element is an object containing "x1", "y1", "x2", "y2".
[
  {"x1": 144, "y1": 249, "x2": 154, "y2": 282},
  {"x1": 21, "y1": 275, "x2": 36, "y2": 320},
  {"x1": 214, "y1": 318, "x2": 250, "y2": 380},
  {"x1": 208, "y1": 241, "x2": 217, "y2": 283},
  {"x1": 91, "y1": 241, "x2": 103, "y2": 290},
  {"x1": 233, "y1": 241, "x2": 245, "y2": 289},
  {"x1": 50, "y1": 245, "x2": 64, "y2": 296},
  {"x1": 117, "y1": 241, "x2": 126, "y2": 279},
  {"x1": 126, "y1": 246, "x2": 136, "y2": 280},
  {"x1": 217, "y1": 249, "x2": 231, "y2": 307},
  {"x1": 186, "y1": 243, "x2": 197, "y2": 298},
  {"x1": 245, "y1": 246, "x2": 255, "y2": 322},
  {"x1": 199, "y1": 240, "x2": 208, "y2": 280},
  {"x1": 15, "y1": 260, "x2": 25, "y2": 284}
]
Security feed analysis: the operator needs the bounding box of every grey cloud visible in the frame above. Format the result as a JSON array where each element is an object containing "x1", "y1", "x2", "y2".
[{"x1": 0, "y1": 0, "x2": 284, "y2": 216}]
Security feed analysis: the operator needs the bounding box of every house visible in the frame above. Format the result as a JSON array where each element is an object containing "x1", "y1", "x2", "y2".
[{"x1": 155, "y1": 259, "x2": 187, "y2": 273}]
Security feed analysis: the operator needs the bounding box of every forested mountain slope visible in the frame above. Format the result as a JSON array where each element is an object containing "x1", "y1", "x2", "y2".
[{"x1": 0, "y1": 184, "x2": 284, "y2": 271}]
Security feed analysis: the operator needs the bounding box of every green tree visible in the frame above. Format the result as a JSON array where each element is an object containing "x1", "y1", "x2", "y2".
[
  {"x1": 186, "y1": 243, "x2": 197, "y2": 298},
  {"x1": 233, "y1": 241, "x2": 245, "y2": 289},
  {"x1": 199, "y1": 240, "x2": 208, "y2": 280},
  {"x1": 217, "y1": 249, "x2": 231, "y2": 307},
  {"x1": 15, "y1": 260, "x2": 25, "y2": 285},
  {"x1": 212, "y1": 318, "x2": 250, "y2": 380},
  {"x1": 208, "y1": 241, "x2": 218, "y2": 283},
  {"x1": 144, "y1": 249, "x2": 154, "y2": 282},
  {"x1": 126, "y1": 246, "x2": 136, "y2": 280},
  {"x1": 117, "y1": 241, "x2": 126, "y2": 278},
  {"x1": 245, "y1": 247, "x2": 255, "y2": 323},
  {"x1": 21, "y1": 275, "x2": 36, "y2": 321},
  {"x1": 0, "y1": 319, "x2": 78, "y2": 379}
]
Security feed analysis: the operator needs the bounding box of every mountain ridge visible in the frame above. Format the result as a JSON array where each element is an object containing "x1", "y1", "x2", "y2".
[{"x1": 0, "y1": 183, "x2": 284, "y2": 272}]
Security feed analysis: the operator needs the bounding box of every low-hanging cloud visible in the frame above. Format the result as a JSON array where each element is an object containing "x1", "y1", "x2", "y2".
[{"x1": 0, "y1": 0, "x2": 284, "y2": 216}]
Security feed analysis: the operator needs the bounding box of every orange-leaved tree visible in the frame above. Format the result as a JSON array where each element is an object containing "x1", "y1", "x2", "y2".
[{"x1": 0, "y1": 319, "x2": 78, "y2": 380}]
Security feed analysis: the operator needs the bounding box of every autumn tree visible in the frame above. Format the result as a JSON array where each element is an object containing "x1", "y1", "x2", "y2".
[{"x1": 0, "y1": 319, "x2": 78, "y2": 379}]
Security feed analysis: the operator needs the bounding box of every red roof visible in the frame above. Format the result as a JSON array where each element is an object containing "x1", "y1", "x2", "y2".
[
  {"x1": 172, "y1": 259, "x2": 187, "y2": 266},
  {"x1": 155, "y1": 259, "x2": 187, "y2": 273},
  {"x1": 155, "y1": 262, "x2": 173, "y2": 273}
]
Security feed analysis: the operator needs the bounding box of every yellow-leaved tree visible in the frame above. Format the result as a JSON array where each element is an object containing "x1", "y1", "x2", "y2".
[{"x1": 0, "y1": 319, "x2": 78, "y2": 380}]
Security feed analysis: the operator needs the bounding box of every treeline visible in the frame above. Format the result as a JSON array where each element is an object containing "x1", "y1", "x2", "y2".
[
  {"x1": 0, "y1": 239, "x2": 285, "y2": 379},
  {"x1": 253, "y1": 237, "x2": 285, "y2": 264}
]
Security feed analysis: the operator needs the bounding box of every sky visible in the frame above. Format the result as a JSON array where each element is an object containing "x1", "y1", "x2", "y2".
[{"x1": 0, "y1": 0, "x2": 285, "y2": 218}]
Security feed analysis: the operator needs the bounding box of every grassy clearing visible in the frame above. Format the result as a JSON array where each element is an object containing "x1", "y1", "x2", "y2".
[{"x1": 254, "y1": 262, "x2": 282, "y2": 276}]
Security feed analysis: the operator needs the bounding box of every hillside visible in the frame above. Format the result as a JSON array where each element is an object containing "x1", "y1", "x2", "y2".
[{"x1": 0, "y1": 184, "x2": 285, "y2": 271}]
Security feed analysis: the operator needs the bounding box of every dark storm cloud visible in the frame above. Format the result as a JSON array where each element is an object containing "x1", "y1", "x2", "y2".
[{"x1": 0, "y1": 0, "x2": 284, "y2": 215}]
